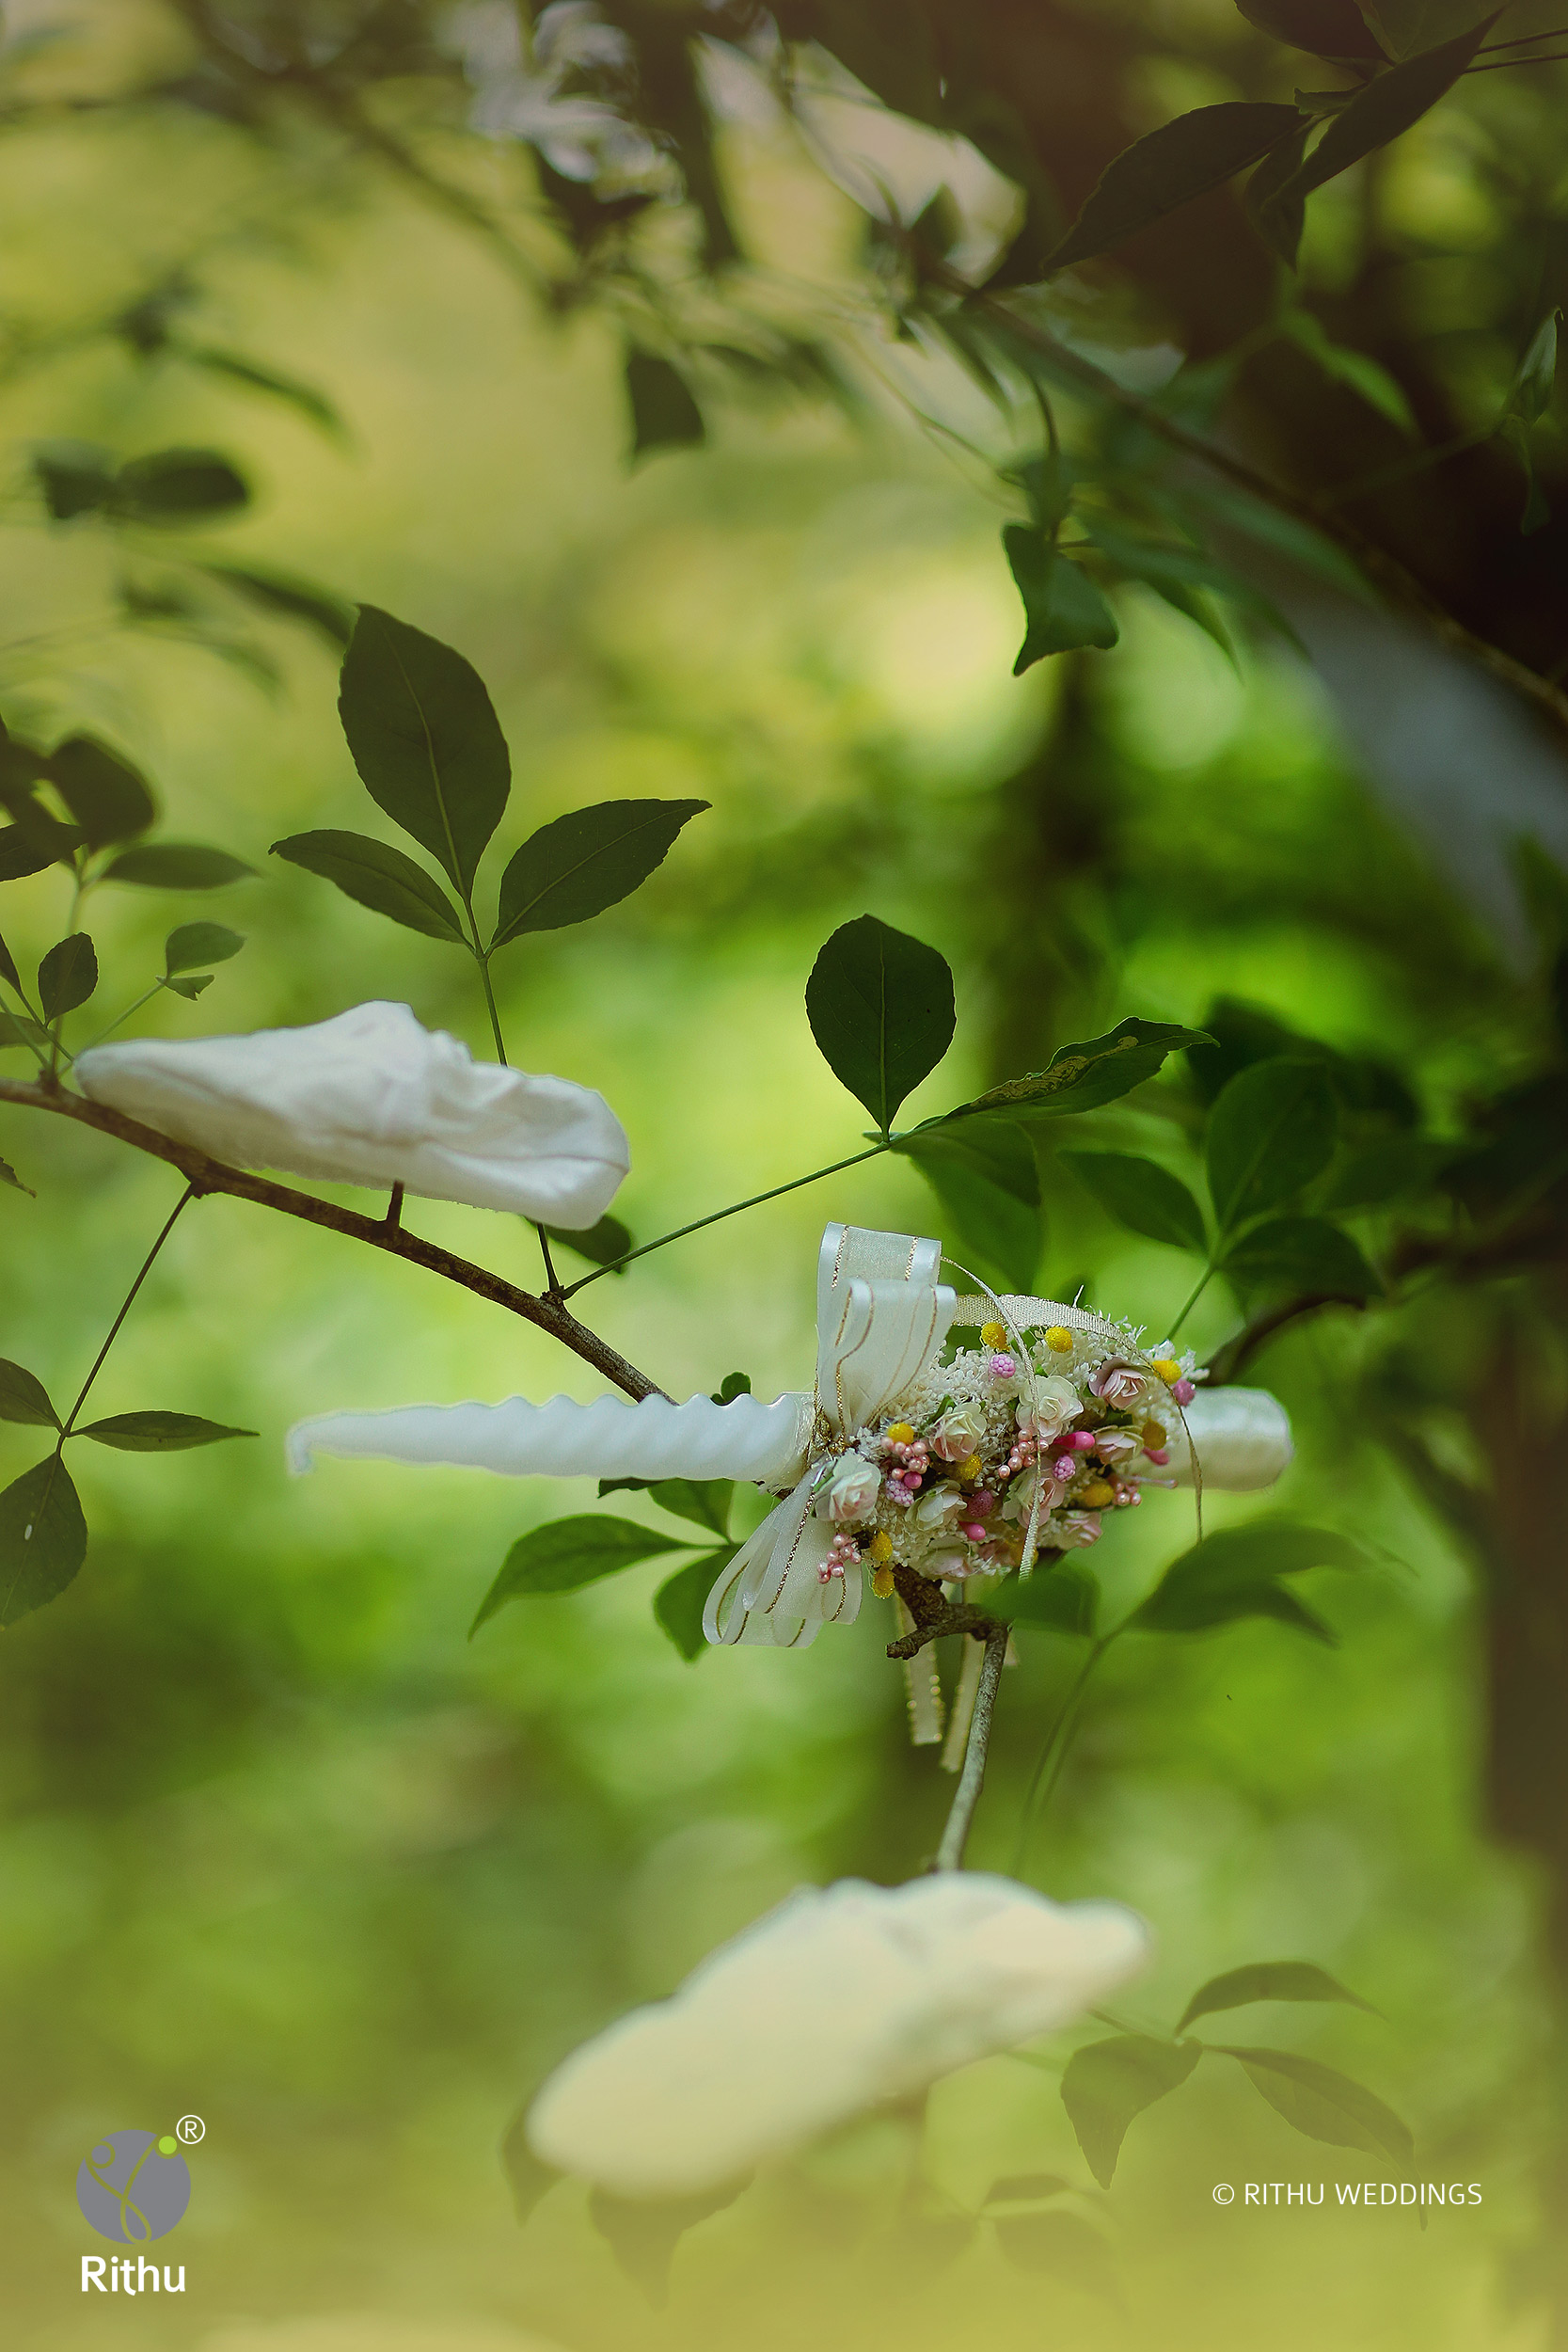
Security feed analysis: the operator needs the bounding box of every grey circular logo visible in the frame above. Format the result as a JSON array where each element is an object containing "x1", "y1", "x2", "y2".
[{"x1": 76, "y1": 2132, "x2": 192, "y2": 2242}]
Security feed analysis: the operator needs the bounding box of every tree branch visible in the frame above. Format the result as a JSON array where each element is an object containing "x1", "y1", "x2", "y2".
[
  {"x1": 1204, "y1": 1291, "x2": 1367, "y2": 1385},
  {"x1": 0, "y1": 1077, "x2": 663, "y2": 1403}
]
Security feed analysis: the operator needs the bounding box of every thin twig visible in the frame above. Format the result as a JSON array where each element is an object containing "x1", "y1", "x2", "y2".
[
  {"x1": 934, "y1": 1623, "x2": 1009, "y2": 1871},
  {"x1": 0, "y1": 1077, "x2": 664, "y2": 1402},
  {"x1": 60, "y1": 1185, "x2": 196, "y2": 1438}
]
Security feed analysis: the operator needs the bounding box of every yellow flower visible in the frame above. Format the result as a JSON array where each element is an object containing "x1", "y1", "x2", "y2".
[
  {"x1": 870, "y1": 1563, "x2": 896, "y2": 1599},
  {"x1": 1080, "y1": 1480, "x2": 1116, "y2": 1508},
  {"x1": 980, "y1": 1320, "x2": 1008, "y2": 1348},
  {"x1": 885, "y1": 1421, "x2": 915, "y2": 1445},
  {"x1": 868, "y1": 1531, "x2": 894, "y2": 1562},
  {"x1": 1150, "y1": 1358, "x2": 1182, "y2": 1385},
  {"x1": 1045, "y1": 1327, "x2": 1074, "y2": 1354},
  {"x1": 958, "y1": 1452, "x2": 983, "y2": 1483}
]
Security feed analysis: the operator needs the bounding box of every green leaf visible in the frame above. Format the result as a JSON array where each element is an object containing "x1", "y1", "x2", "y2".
[
  {"x1": 994, "y1": 2209, "x2": 1118, "y2": 2299},
  {"x1": 1358, "y1": 0, "x2": 1494, "y2": 60},
  {"x1": 805, "y1": 914, "x2": 956, "y2": 1134},
  {"x1": 1317, "y1": 1136, "x2": 1449, "y2": 1211},
  {"x1": 1218, "y1": 2044, "x2": 1413, "y2": 2165},
  {"x1": 0, "y1": 813, "x2": 81, "y2": 879},
  {"x1": 0, "y1": 1010, "x2": 51, "y2": 1052},
  {"x1": 897, "y1": 1122, "x2": 1042, "y2": 1293},
  {"x1": 469, "y1": 1515, "x2": 689, "y2": 1635},
  {"x1": 1205, "y1": 1057, "x2": 1338, "y2": 1232},
  {"x1": 1245, "y1": 120, "x2": 1313, "y2": 265},
  {"x1": 164, "y1": 922, "x2": 244, "y2": 974},
  {"x1": 46, "y1": 737, "x2": 156, "y2": 847},
  {"x1": 1506, "y1": 311, "x2": 1560, "y2": 429},
  {"x1": 1162, "y1": 477, "x2": 1372, "y2": 601},
  {"x1": 545, "y1": 1215, "x2": 632, "y2": 1269},
  {"x1": 38, "y1": 933, "x2": 97, "y2": 1020},
  {"x1": 654, "y1": 1549, "x2": 731, "y2": 1661},
  {"x1": 1277, "y1": 312, "x2": 1417, "y2": 435},
  {"x1": 588, "y1": 2178, "x2": 745, "y2": 2299},
  {"x1": 111, "y1": 447, "x2": 250, "y2": 523},
  {"x1": 1081, "y1": 521, "x2": 1301, "y2": 651},
  {"x1": 981, "y1": 2172, "x2": 1076, "y2": 2206},
  {"x1": 101, "y1": 843, "x2": 257, "y2": 890},
  {"x1": 1061, "y1": 2036, "x2": 1202, "y2": 2188},
  {"x1": 935, "y1": 1018, "x2": 1212, "y2": 1126},
  {"x1": 1130, "y1": 1521, "x2": 1365, "y2": 1644},
  {"x1": 0, "y1": 926, "x2": 18, "y2": 993},
  {"x1": 1061, "y1": 1151, "x2": 1208, "y2": 1252},
  {"x1": 338, "y1": 606, "x2": 511, "y2": 897},
  {"x1": 33, "y1": 440, "x2": 116, "y2": 520},
  {"x1": 647, "y1": 1480, "x2": 733, "y2": 1537},
  {"x1": 1177, "y1": 1960, "x2": 1377, "y2": 2036},
  {"x1": 1044, "y1": 103, "x2": 1304, "y2": 273},
  {"x1": 0, "y1": 1454, "x2": 87, "y2": 1626},
  {"x1": 0, "y1": 1154, "x2": 31, "y2": 1196},
  {"x1": 77, "y1": 1412, "x2": 257, "y2": 1451},
  {"x1": 1259, "y1": 13, "x2": 1495, "y2": 232},
  {"x1": 162, "y1": 975, "x2": 214, "y2": 1000},
  {"x1": 991, "y1": 1564, "x2": 1098, "y2": 1637},
  {"x1": 1500, "y1": 418, "x2": 1551, "y2": 537},
  {"x1": 1236, "y1": 0, "x2": 1387, "y2": 61},
  {"x1": 1003, "y1": 530, "x2": 1120, "y2": 673},
  {"x1": 271, "y1": 829, "x2": 467, "y2": 946},
  {"x1": 626, "y1": 351, "x2": 705, "y2": 460},
  {"x1": 184, "y1": 345, "x2": 344, "y2": 436},
  {"x1": 0, "y1": 1359, "x2": 60, "y2": 1427},
  {"x1": 491, "y1": 799, "x2": 708, "y2": 947},
  {"x1": 1220, "y1": 1214, "x2": 1382, "y2": 1305},
  {"x1": 199, "y1": 564, "x2": 355, "y2": 648},
  {"x1": 713, "y1": 1371, "x2": 752, "y2": 1404}
]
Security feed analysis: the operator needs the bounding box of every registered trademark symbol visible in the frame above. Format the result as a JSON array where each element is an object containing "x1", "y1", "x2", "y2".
[{"x1": 175, "y1": 2115, "x2": 205, "y2": 2145}]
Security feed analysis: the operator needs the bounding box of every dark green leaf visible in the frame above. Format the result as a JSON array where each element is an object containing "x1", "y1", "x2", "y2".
[
  {"x1": 1244, "y1": 120, "x2": 1313, "y2": 265},
  {"x1": 1177, "y1": 1960, "x2": 1377, "y2": 2036},
  {"x1": 626, "y1": 351, "x2": 705, "y2": 460},
  {"x1": 46, "y1": 737, "x2": 156, "y2": 847},
  {"x1": 655, "y1": 1548, "x2": 731, "y2": 1661},
  {"x1": 1500, "y1": 417, "x2": 1550, "y2": 537},
  {"x1": 1260, "y1": 14, "x2": 1495, "y2": 229},
  {"x1": 1317, "y1": 1136, "x2": 1449, "y2": 1211},
  {"x1": 0, "y1": 1155, "x2": 31, "y2": 1195},
  {"x1": 185, "y1": 346, "x2": 344, "y2": 436},
  {"x1": 469, "y1": 1515, "x2": 689, "y2": 1635},
  {"x1": 1360, "y1": 0, "x2": 1497, "y2": 60},
  {"x1": 492, "y1": 799, "x2": 708, "y2": 947},
  {"x1": 1236, "y1": 0, "x2": 1387, "y2": 61},
  {"x1": 982, "y1": 2173, "x2": 1076, "y2": 2206},
  {"x1": 991, "y1": 1564, "x2": 1098, "y2": 1637},
  {"x1": 1061, "y1": 1151, "x2": 1208, "y2": 1252},
  {"x1": 0, "y1": 1454, "x2": 87, "y2": 1626},
  {"x1": 1130, "y1": 1521, "x2": 1365, "y2": 1643},
  {"x1": 0, "y1": 812, "x2": 81, "y2": 879},
  {"x1": 0, "y1": 1359, "x2": 60, "y2": 1427},
  {"x1": 1218, "y1": 2044, "x2": 1413, "y2": 2165},
  {"x1": 0, "y1": 1010, "x2": 51, "y2": 1052},
  {"x1": 647, "y1": 1480, "x2": 733, "y2": 1537},
  {"x1": 102, "y1": 843, "x2": 257, "y2": 890},
  {"x1": 545, "y1": 1215, "x2": 632, "y2": 1269},
  {"x1": 588, "y1": 2178, "x2": 745, "y2": 2299},
  {"x1": 271, "y1": 828, "x2": 467, "y2": 945},
  {"x1": 0, "y1": 926, "x2": 18, "y2": 992},
  {"x1": 1205, "y1": 1057, "x2": 1338, "y2": 1232},
  {"x1": 164, "y1": 922, "x2": 245, "y2": 974},
  {"x1": 33, "y1": 440, "x2": 116, "y2": 521},
  {"x1": 1044, "y1": 103, "x2": 1304, "y2": 272},
  {"x1": 936, "y1": 1019, "x2": 1212, "y2": 1126},
  {"x1": 38, "y1": 933, "x2": 97, "y2": 1020},
  {"x1": 111, "y1": 448, "x2": 249, "y2": 523},
  {"x1": 712, "y1": 1372, "x2": 752, "y2": 1404},
  {"x1": 338, "y1": 606, "x2": 510, "y2": 896},
  {"x1": 1221, "y1": 1214, "x2": 1381, "y2": 1305},
  {"x1": 805, "y1": 914, "x2": 956, "y2": 1134},
  {"x1": 1019, "y1": 449, "x2": 1073, "y2": 534},
  {"x1": 1507, "y1": 311, "x2": 1560, "y2": 428},
  {"x1": 1004, "y1": 530, "x2": 1120, "y2": 674},
  {"x1": 1083, "y1": 521, "x2": 1301, "y2": 650},
  {"x1": 1061, "y1": 2036, "x2": 1202, "y2": 2188},
  {"x1": 1278, "y1": 312, "x2": 1417, "y2": 434},
  {"x1": 162, "y1": 975, "x2": 214, "y2": 1000},
  {"x1": 78, "y1": 1412, "x2": 257, "y2": 1451},
  {"x1": 1164, "y1": 475, "x2": 1373, "y2": 599},
  {"x1": 995, "y1": 2209, "x2": 1118, "y2": 2299},
  {"x1": 898, "y1": 1122, "x2": 1042, "y2": 1293},
  {"x1": 199, "y1": 564, "x2": 355, "y2": 648}
]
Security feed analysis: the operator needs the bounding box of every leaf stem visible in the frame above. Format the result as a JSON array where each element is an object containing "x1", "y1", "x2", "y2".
[
  {"x1": 559, "y1": 1143, "x2": 894, "y2": 1297},
  {"x1": 1168, "y1": 1263, "x2": 1215, "y2": 1339},
  {"x1": 59, "y1": 1184, "x2": 197, "y2": 1442},
  {"x1": 79, "y1": 981, "x2": 163, "y2": 1055},
  {"x1": 934, "y1": 1624, "x2": 1010, "y2": 1871}
]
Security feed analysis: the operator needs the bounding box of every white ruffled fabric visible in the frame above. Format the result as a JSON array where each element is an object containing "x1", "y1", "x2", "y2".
[
  {"x1": 285, "y1": 1390, "x2": 810, "y2": 1485},
  {"x1": 75, "y1": 999, "x2": 629, "y2": 1225},
  {"x1": 526, "y1": 1872, "x2": 1149, "y2": 2197}
]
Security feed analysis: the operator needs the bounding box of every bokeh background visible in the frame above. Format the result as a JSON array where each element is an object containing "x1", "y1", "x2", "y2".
[{"x1": 2, "y1": 3, "x2": 1567, "y2": 2348}]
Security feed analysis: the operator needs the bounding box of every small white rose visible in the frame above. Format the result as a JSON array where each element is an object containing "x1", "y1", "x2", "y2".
[
  {"x1": 911, "y1": 1484, "x2": 965, "y2": 1530},
  {"x1": 817, "y1": 1452, "x2": 882, "y2": 1524},
  {"x1": 1016, "y1": 1375, "x2": 1080, "y2": 1440},
  {"x1": 929, "y1": 1402, "x2": 988, "y2": 1461}
]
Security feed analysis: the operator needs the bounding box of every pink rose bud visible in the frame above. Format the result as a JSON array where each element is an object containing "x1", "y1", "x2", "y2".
[
  {"x1": 1144, "y1": 1446, "x2": 1170, "y2": 1466},
  {"x1": 1172, "y1": 1377, "x2": 1196, "y2": 1406}
]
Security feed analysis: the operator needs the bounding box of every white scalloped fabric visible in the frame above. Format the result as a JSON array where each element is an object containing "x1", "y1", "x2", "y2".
[{"x1": 286, "y1": 1389, "x2": 811, "y2": 1484}]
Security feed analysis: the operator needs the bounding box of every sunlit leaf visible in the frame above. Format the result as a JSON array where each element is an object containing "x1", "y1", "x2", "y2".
[
  {"x1": 46, "y1": 737, "x2": 156, "y2": 847},
  {"x1": 935, "y1": 1019, "x2": 1211, "y2": 1126},
  {"x1": 806, "y1": 914, "x2": 956, "y2": 1135},
  {"x1": 1218, "y1": 2044, "x2": 1413, "y2": 2164},
  {"x1": 38, "y1": 933, "x2": 97, "y2": 1021},
  {"x1": 1177, "y1": 1960, "x2": 1377, "y2": 2035},
  {"x1": 1045, "y1": 103, "x2": 1304, "y2": 272},
  {"x1": 469, "y1": 1515, "x2": 689, "y2": 1635},
  {"x1": 0, "y1": 1454, "x2": 87, "y2": 1626},
  {"x1": 338, "y1": 606, "x2": 510, "y2": 896},
  {"x1": 0, "y1": 1359, "x2": 60, "y2": 1427},
  {"x1": 1061, "y1": 1150, "x2": 1208, "y2": 1252},
  {"x1": 1004, "y1": 529, "x2": 1120, "y2": 673},
  {"x1": 1061, "y1": 2036, "x2": 1202, "y2": 2188},
  {"x1": 271, "y1": 829, "x2": 467, "y2": 945},
  {"x1": 78, "y1": 1412, "x2": 257, "y2": 1451},
  {"x1": 102, "y1": 843, "x2": 257, "y2": 889},
  {"x1": 492, "y1": 800, "x2": 708, "y2": 947}
]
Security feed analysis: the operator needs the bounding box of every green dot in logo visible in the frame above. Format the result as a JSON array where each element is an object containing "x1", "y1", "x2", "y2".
[{"x1": 157, "y1": 2136, "x2": 178, "y2": 2155}]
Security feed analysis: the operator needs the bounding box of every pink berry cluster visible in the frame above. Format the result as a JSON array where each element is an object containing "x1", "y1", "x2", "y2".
[
  {"x1": 883, "y1": 1434, "x2": 931, "y2": 1502},
  {"x1": 818, "y1": 1530, "x2": 862, "y2": 1585}
]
